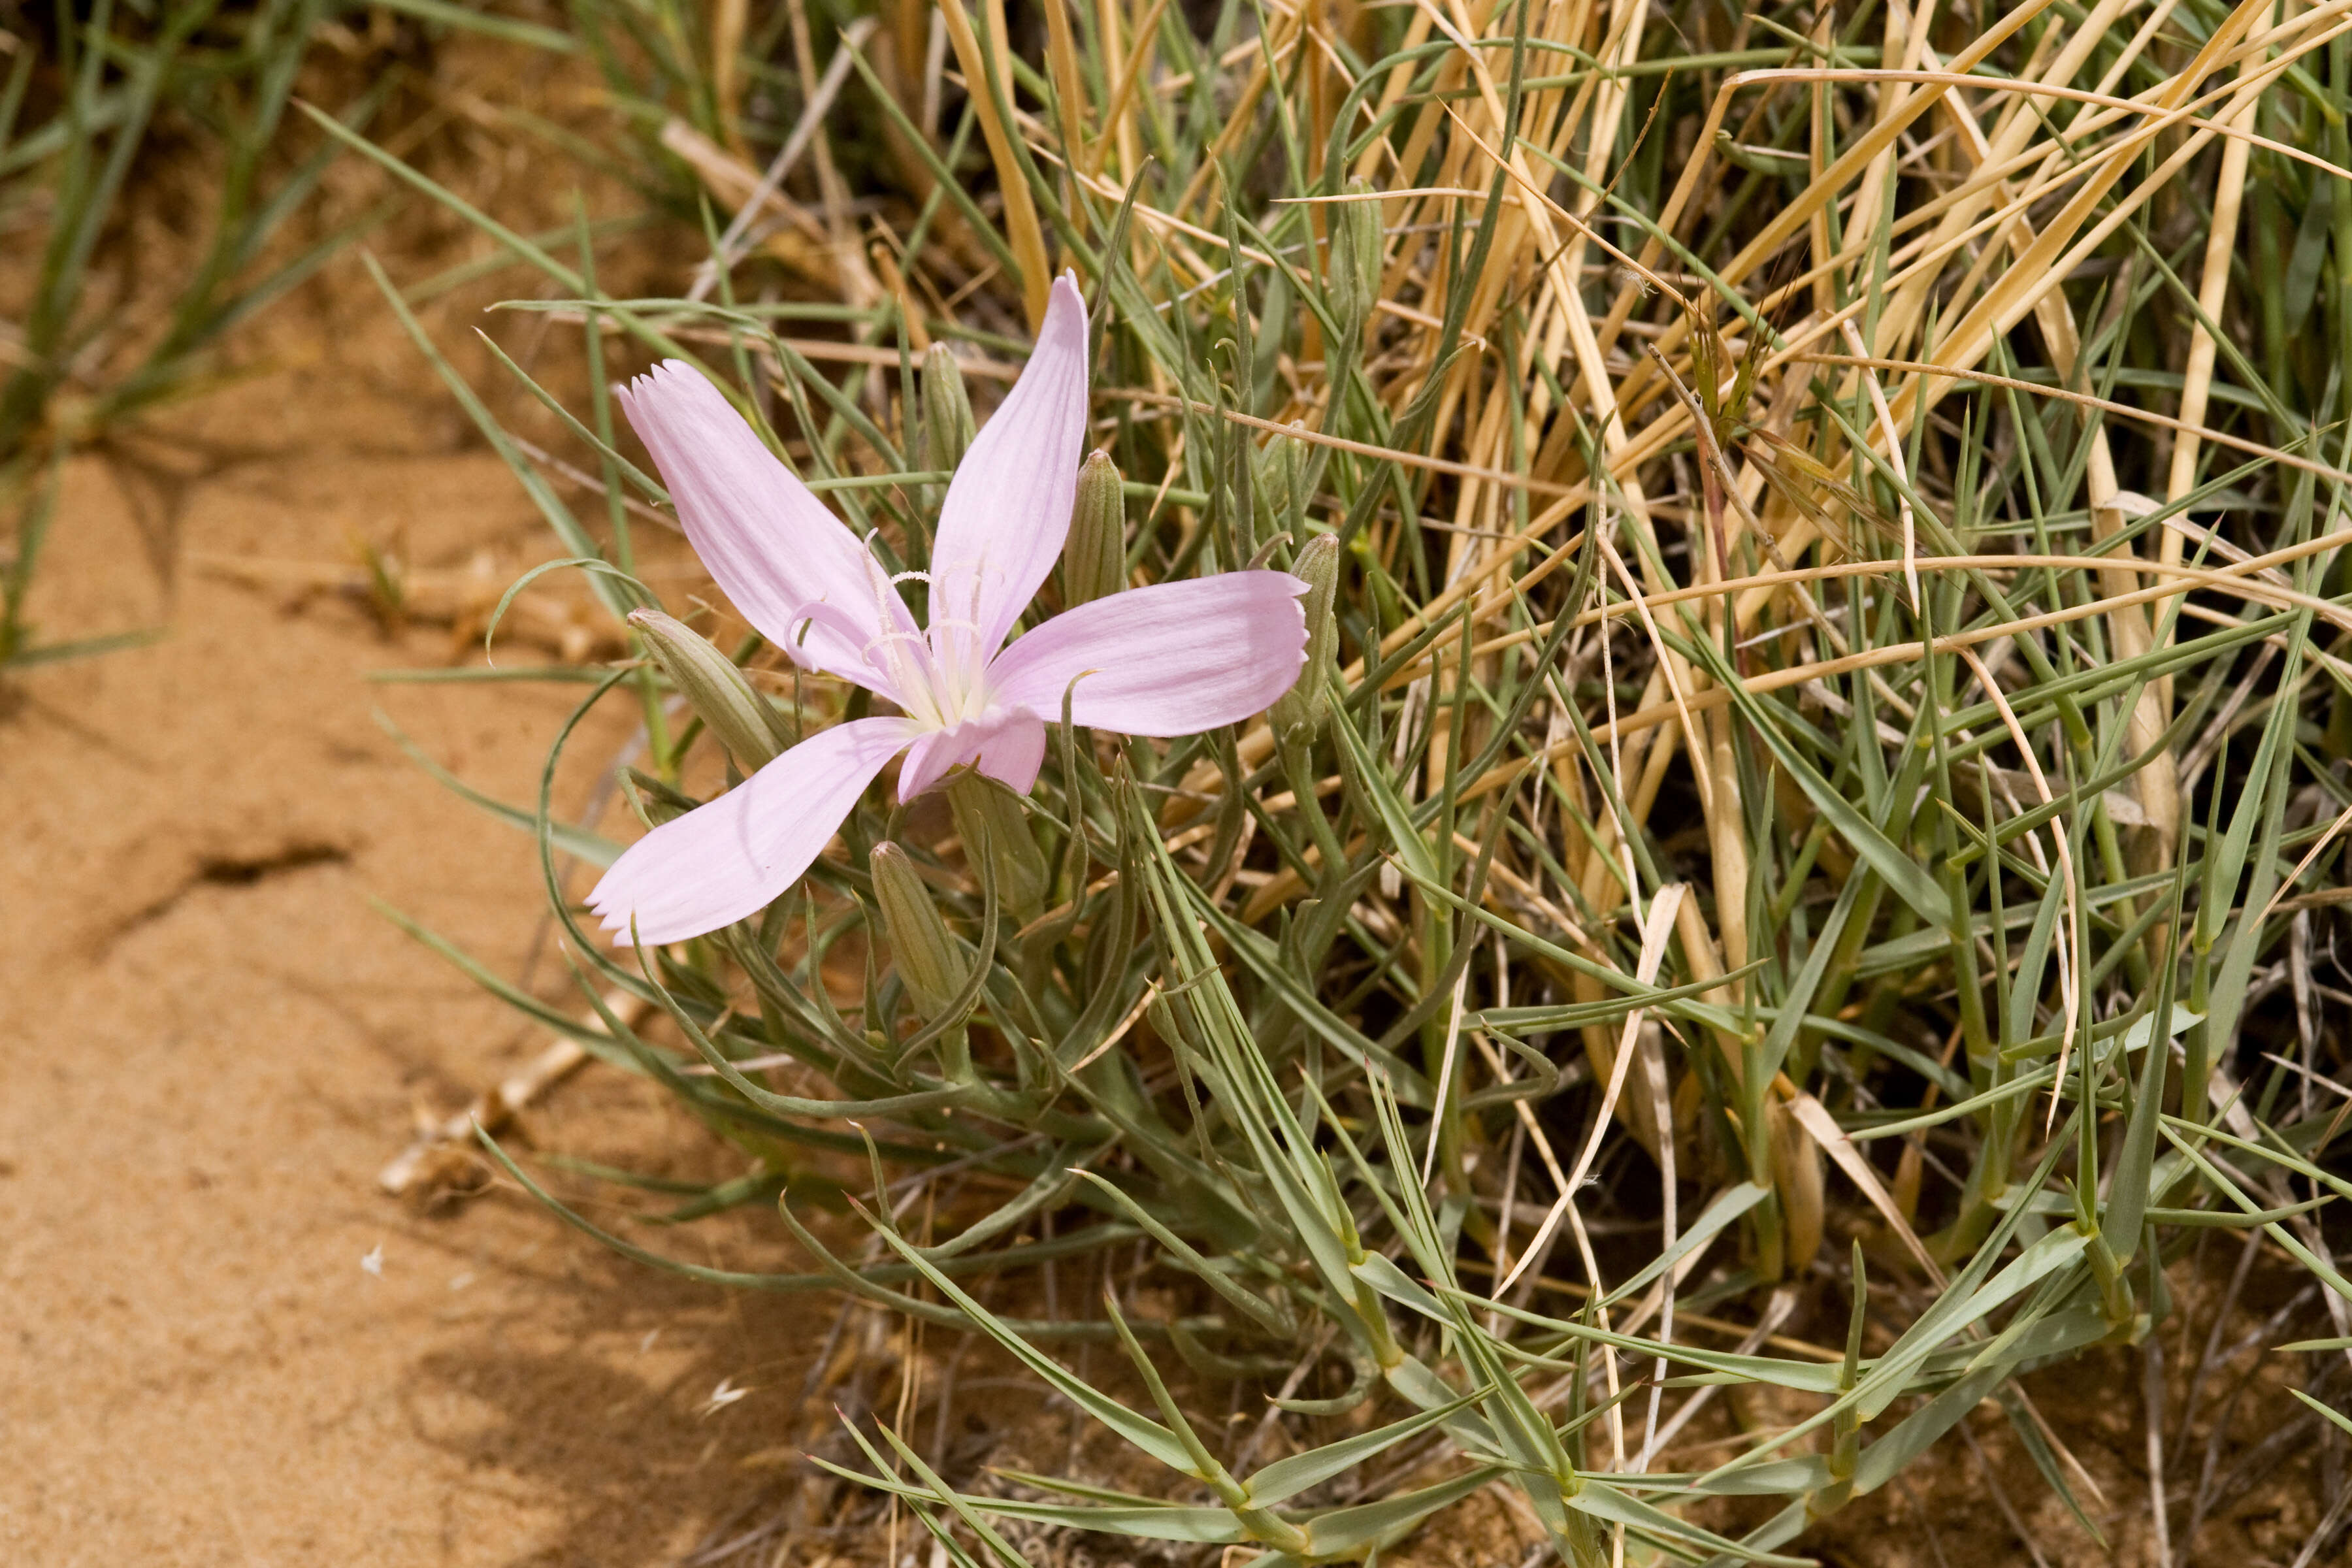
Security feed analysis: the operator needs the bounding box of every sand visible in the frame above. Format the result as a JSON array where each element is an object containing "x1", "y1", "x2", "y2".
[{"x1": 0, "y1": 323, "x2": 841, "y2": 1565}]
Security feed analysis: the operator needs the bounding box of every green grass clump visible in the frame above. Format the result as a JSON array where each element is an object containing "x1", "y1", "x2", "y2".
[
  {"x1": 0, "y1": 0, "x2": 370, "y2": 670},
  {"x1": 362, "y1": 0, "x2": 2352, "y2": 1561}
]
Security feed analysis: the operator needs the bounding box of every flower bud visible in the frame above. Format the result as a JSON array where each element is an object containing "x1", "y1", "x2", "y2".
[
  {"x1": 630, "y1": 609, "x2": 792, "y2": 771},
  {"x1": 1270, "y1": 532, "x2": 1340, "y2": 743},
  {"x1": 871, "y1": 841, "x2": 969, "y2": 1021},
  {"x1": 1328, "y1": 180, "x2": 1383, "y2": 331},
  {"x1": 1063, "y1": 449, "x2": 1126, "y2": 606},
  {"x1": 1255, "y1": 426, "x2": 1305, "y2": 540},
  {"x1": 947, "y1": 772, "x2": 1049, "y2": 923},
  {"x1": 920, "y1": 343, "x2": 975, "y2": 474},
  {"x1": 1210, "y1": 385, "x2": 1255, "y2": 556}
]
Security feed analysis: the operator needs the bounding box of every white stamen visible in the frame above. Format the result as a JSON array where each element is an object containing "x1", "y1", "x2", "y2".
[{"x1": 855, "y1": 547, "x2": 941, "y2": 724}]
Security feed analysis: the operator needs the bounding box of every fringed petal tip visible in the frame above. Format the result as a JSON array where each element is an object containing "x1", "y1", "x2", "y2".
[
  {"x1": 585, "y1": 851, "x2": 708, "y2": 949},
  {"x1": 613, "y1": 359, "x2": 717, "y2": 418},
  {"x1": 585, "y1": 893, "x2": 645, "y2": 947},
  {"x1": 612, "y1": 359, "x2": 918, "y2": 698},
  {"x1": 583, "y1": 878, "x2": 658, "y2": 949}
]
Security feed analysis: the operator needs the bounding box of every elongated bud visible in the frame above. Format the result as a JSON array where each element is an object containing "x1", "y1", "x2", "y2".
[
  {"x1": 1210, "y1": 383, "x2": 1255, "y2": 557},
  {"x1": 947, "y1": 772, "x2": 1049, "y2": 923},
  {"x1": 872, "y1": 841, "x2": 969, "y2": 1020},
  {"x1": 630, "y1": 609, "x2": 792, "y2": 771},
  {"x1": 1270, "y1": 533, "x2": 1340, "y2": 743},
  {"x1": 1328, "y1": 179, "x2": 1382, "y2": 331},
  {"x1": 920, "y1": 344, "x2": 975, "y2": 474},
  {"x1": 1063, "y1": 449, "x2": 1125, "y2": 605},
  {"x1": 1255, "y1": 426, "x2": 1305, "y2": 540}
]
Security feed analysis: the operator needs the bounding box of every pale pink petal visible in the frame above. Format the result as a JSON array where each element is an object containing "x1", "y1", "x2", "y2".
[
  {"x1": 896, "y1": 708, "x2": 1048, "y2": 801},
  {"x1": 587, "y1": 715, "x2": 919, "y2": 945},
  {"x1": 926, "y1": 274, "x2": 1090, "y2": 673},
  {"x1": 985, "y1": 572, "x2": 1309, "y2": 736},
  {"x1": 896, "y1": 728, "x2": 961, "y2": 803},
  {"x1": 619, "y1": 363, "x2": 917, "y2": 696},
  {"x1": 973, "y1": 713, "x2": 1048, "y2": 793}
]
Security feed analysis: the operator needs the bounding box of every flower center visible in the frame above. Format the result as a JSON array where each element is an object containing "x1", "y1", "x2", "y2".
[
  {"x1": 852, "y1": 547, "x2": 990, "y2": 732},
  {"x1": 907, "y1": 543, "x2": 1002, "y2": 726}
]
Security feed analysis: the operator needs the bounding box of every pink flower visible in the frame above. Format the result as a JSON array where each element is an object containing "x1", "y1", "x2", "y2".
[{"x1": 588, "y1": 274, "x2": 1311, "y2": 945}]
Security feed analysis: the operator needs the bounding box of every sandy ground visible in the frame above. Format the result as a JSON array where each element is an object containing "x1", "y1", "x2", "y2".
[{"x1": 0, "y1": 331, "x2": 846, "y2": 1565}]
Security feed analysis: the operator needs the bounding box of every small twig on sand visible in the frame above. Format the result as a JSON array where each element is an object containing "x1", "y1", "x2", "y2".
[{"x1": 379, "y1": 987, "x2": 651, "y2": 1195}]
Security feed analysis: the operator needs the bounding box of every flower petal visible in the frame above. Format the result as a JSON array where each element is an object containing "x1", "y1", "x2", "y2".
[
  {"x1": 587, "y1": 715, "x2": 919, "y2": 945},
  {"x1": 619, "y1": 362, "x2": 916, "y2": 696},
  {"x1": 973, "y1": 714, "x2": 1049, "y2": 794},
  {"x1": 896, "y1": 708, "x2": 1048, "y2": 801},
  {"x1": 985, "y1": 571, "x2": 1309, "y2": 736},
  {"x1": 926, "y1": 274, "x2": 1090, "y2": 671}
]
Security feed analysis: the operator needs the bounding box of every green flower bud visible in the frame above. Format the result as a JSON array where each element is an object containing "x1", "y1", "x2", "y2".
[
  {"x1": 1255, "y1": 425, "x2": 1305, "y2": 540},
  {"x1": 947, "y1": 772, "x2": 1049, "y2": 923},
  {"x1": 921, "y1": 342, "x2": 976, "y2": 474},
  {"x1": 1270, "y1": 532, "x2": 1340, "y2": 743},
  {"x1": 871, "y1": 841, "x2": 969, "y2": 1021},
  {"x1": 629, "y1": 609, "x2": 792, "y2": 772},
  {"x1": 1328, "y1": 179, "x2": 1383, "y2": 331},
  {"x1": 1210, "y1": 383, "x2": 1255, "y2": 557},
  {"x1": 1063, "y1": 449, "x2": 1126, "y2": 606}
]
